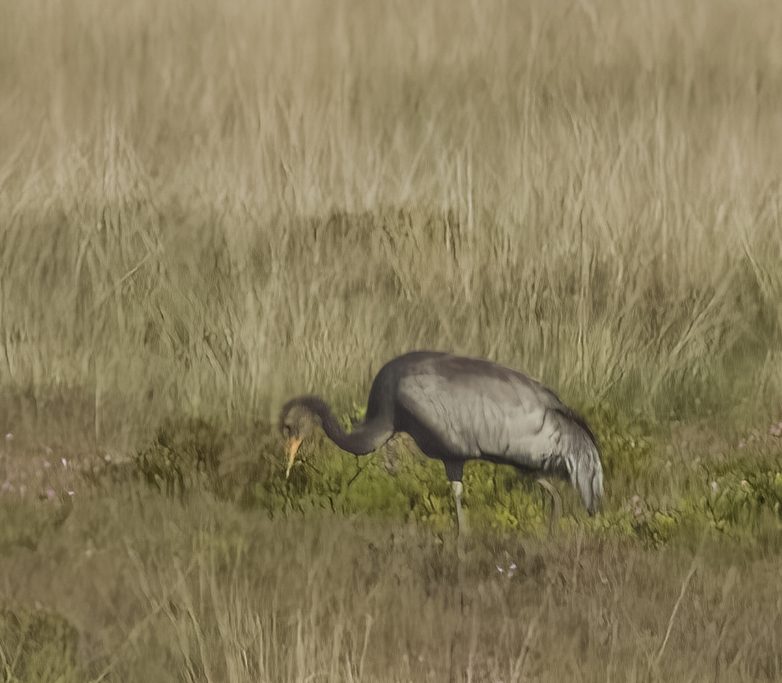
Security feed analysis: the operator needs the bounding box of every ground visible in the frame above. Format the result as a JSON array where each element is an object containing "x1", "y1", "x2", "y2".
[{"x1": 2, "y1": 0, "x2": 782, "y2": 679}]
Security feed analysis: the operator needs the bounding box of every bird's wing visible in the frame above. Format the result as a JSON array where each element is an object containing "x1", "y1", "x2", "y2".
[
  {"x1": 397, "y1": 365, "x2": 603, "y2": 513},
  {"x1": 397, "y1": 372, "x2": 550, "y2": 460}
]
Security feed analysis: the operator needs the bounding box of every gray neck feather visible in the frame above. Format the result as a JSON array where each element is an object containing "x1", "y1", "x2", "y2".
[{"x1": 282, "y1": 395, "x2": 392, "y2": 456}]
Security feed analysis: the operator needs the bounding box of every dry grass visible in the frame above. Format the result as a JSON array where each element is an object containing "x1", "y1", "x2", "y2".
[
  {"x1": 2, "y1": 0, "x2": 782, "y2": 680},
  {"x1": 1, "y1": 0, "x2": 781, "y2": 432},
  {"x1": 3, "y1": 474, "x2": 782, "y2": 683}
]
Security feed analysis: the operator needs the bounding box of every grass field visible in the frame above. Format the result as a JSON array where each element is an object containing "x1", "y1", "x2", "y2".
[{"x1": 2, "y1": 0, "x2": 782, "y2": 680}]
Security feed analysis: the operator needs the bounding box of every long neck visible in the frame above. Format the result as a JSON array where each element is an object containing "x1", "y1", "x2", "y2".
[{"x1": 285, "y1": 395, "x2": 393, "y2": 455}]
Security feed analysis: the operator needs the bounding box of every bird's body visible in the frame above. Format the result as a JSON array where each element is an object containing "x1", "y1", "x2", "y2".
[{"x1": 281, "y1": 351, "x2": 604, "y2": 532}]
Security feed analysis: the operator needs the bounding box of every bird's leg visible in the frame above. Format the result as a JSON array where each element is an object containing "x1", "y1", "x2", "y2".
[
  {"x1": 451, "y1": 481, "x2": 467, "y2": 537},
  {"x1": 536, "y1": 478, "x2": 562, "y2": 533},
  {"x1": 443, "y1": 461, "x2": 467, "y2": 539},
  {"x1": 451, "y1": 480, "x2": 467, "y2": 566}
]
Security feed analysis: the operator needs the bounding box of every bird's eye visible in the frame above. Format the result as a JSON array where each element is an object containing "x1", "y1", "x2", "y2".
[{"x1": 282, "y1": 425, "x2": 291, "y2": 438}]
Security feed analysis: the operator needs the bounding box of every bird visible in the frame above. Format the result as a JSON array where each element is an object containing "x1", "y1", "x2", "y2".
[{"x1": 279, "y1": 351, "x2": 604, "y2": 534}]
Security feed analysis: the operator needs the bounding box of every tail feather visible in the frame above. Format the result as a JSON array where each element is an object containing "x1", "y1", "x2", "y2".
[
  {"x1": 573, "y1": 442, "x2": 604, "y2": 515},
  {"x1": 550, "y1": 409, "x2": 604, "y2": 514}
]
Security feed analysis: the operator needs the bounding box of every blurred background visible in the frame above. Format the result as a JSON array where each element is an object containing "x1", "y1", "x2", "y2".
[
  {"x1": 3, "y1": 2, "x2": 782, "y2": 681},
  {"x1": 2, "y1": 0, "x2": 781, "y2": 450}
]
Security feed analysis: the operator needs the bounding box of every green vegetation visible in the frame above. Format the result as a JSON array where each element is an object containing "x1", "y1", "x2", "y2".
[
  {"x1": 1, "y1": 0, "x2": 782, "y2": 679},
  {"x1": 0, "y1": 607, "x2": 83, "y2": 683},
  {"x1": 135, "y1": 418, "x2": 225, "y2": 498}
]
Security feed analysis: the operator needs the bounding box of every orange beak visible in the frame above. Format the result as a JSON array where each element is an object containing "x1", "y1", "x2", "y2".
[{"x1": 285, "y1": 436, "x2": 303, "y2": 478}]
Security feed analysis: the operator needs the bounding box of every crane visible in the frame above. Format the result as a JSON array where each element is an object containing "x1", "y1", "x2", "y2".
[{"x1": 280, "y1": 351, "x2": 604, "y2": 534}]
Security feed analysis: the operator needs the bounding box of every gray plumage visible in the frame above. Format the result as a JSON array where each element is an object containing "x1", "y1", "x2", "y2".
[{"x1": 280, "y1": 351, "x2": 604, "y2": 530}]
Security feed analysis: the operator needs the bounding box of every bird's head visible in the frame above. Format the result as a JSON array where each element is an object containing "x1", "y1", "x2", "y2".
[{"x1": 279, "y1": 402, "x2": 317, "y2": 478}]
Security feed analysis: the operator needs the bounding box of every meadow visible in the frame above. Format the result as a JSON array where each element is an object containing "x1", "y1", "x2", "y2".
[{"x1": 1, "y1": 0, "x2": 782, "y2": 680}]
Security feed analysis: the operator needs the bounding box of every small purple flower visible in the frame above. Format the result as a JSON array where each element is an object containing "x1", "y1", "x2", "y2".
[
  {"x1": 497, "y1": 566, "x2": 504, "y2": 573},
  {"x1": 1, "y1": 481, "x2": 10, "y2": 491},
  {"x1": 631, "y1": 495, "x2": 640, "y2": 504},
  {"x1": 738, "y1": 440, "x2": 745, "y2": 449},
  {"x1": 45, "y1": 489, "x2": 56, "y2": 500},
  {"x1": 67, "y1": 491, "x2": 75, "y2": 496},
  {"x1": 710, "y1": 481, "x2": 718, "y2": 493},
  {"x1": 5, "y1": 433, "x2": 12, "y2": 441},
  {"x1": 509, "y1": 563, "x2": 517, "y2": 571},
  {"x1": 61, "y1": 458, "x2": 67, "y2": 468},
  {"x1": 44, "y1": 461, "x2": 51, "y2": 468}
]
